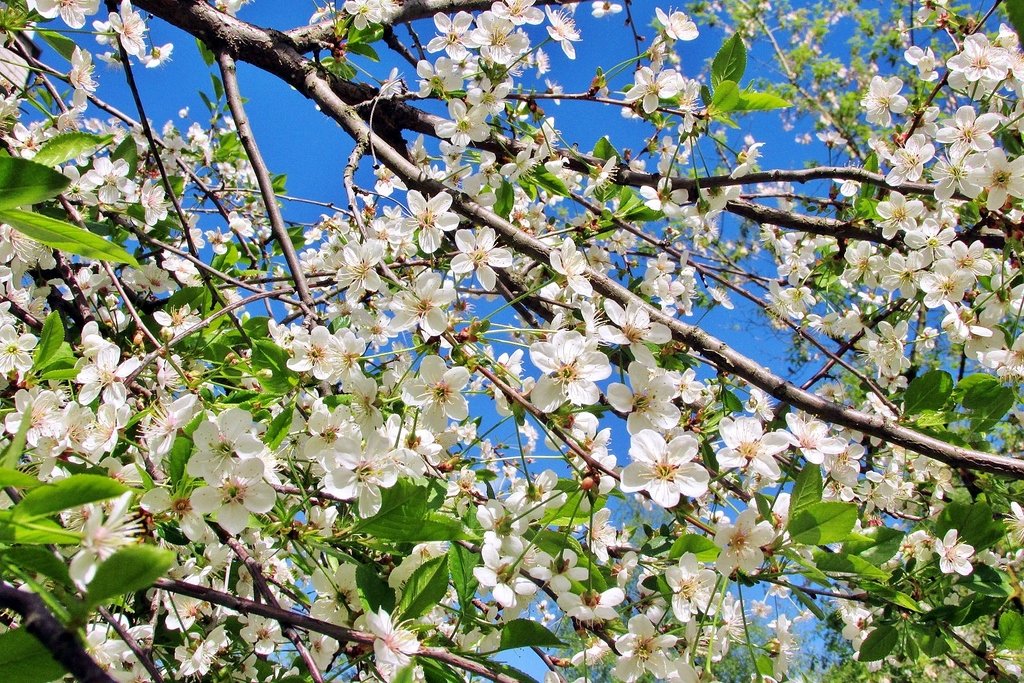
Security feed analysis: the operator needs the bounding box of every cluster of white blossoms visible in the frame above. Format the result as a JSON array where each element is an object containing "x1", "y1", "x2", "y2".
[{"x1": 1, "y1": 0, "x2": 1024, "y2": 682}]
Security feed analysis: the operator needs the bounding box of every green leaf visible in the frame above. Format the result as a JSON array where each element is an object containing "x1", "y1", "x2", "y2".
[
  {"x1": 904, "y1": 370, "x2": 954, "y2": 415},
  {"x1": 111, "y1": 135, "x2": 139, "y2": 170},
  {"x1": 0, "y1": 512, "x2": 82, "y2": 544},
  {"x1": 495, "y1": 619, "x2": 564, "y2": 651},
  {"x1": 711, "y1": 34, "x2": 746, "y2": 89},
  {"x1": 32, "y1": 312, "x2": 64, "y2": 372},
  {"x1": 593, "y1": 136, "x2": 619, "y2": 161},
  {"x1": 14, "y1": 474, "x2": 128, "y2": 519},
  {"x1": 791, "y1": 585, "x2": 826, "y2": 620},
  {"x1": 668, "y1": 534, "x2": 720, "y2": 562},
  {"x1": 356, "y1": 563, "x2": 395, "y2": 613},
  {"x1": 912, "y1": 626, "x2": 950, "y2": 657},
  {"x1": 789, "y1": 466, "x2": 823, "y2": 514},
  {"x1": 722, "y1": 389, "x2": 743, "y2": 414},
  {"x1": 1008, "y1": 0, "x2": 1024, "y2": 46},
  {"x1": 527, "y1": 166, "x2": 569, "y2": 197},
  {"x1": 353, "y1": 480, "x2": 472, "y2": 542},
  {"x1": 33, "y1": 133, "x2": 113, "y2": 167},
  {"x1": 448, "y1": 543, "x2": 479, "y2": 609},
  {"x1": 348, "y1": 42, "x2": 380, "y2": 61},
  {"x1": 495, "y1": 180, "x2": 514, "y2": 219},
  {"x1": 398, "y1": 556, "x2": 450, "y2": 620},
  {"x1": 0, "y1": 208, "x2": 139, "y2": 266},
  {"x1": 1, "y1": 406, "x2": 31, "y2": 470},
  {"x1": 936, "y1": 501, "x2": 1003, "y2": 552},
  {"x1": 858, "y1": 625, "x2": 898, "y2": 662},
  {"x1": 264, "y1": 404, "x2": 294, "y2": 450},
  {"x1": 393, "y1": 663, "x2": 418, "y2": 683},
  {"x1": 813, "y1": 551, "x2": 890, "y2": 581},
  {"x1": 0, "y1": 468, "x2": 40, "y2": 488},
  {"x1": 38, "y1": 29, "x2": 77, "y2": 60},
  {"x1": 842, "y1": 527, "x2": 903, "y2": 566},
  {"x1": 864, "y1": 583, "x2": 922, "y2": 612},
  {"x1": 196, "y1": 39, "x2": 216, "y2": 67},
  {"x1": 167, "y1": 437, "x2": 193, "y2": 485},
  {"x1": 0, "y1": 628, "x2": 68, "y2": 683},
  {"x1": 711, "y1": 80, "x2": 740, "y2": 113},
  {"x1": 2, "y1": 546, "x2": 72, "y2": 586},
  {"x1": 0, "y1": 157, "x2": 70, "y2": 209},
  {"x1": 251, "y1": 339, "x2": 298, "y2": 395},
  {"x1": 788, "y1": 502, "x2": 857, "y2": 545},
  {"x1": 956, "y1": 373, "x2": 1006, "y2": 406},
  {"x1": 87, "y1": 545, "x2": 176, "y2": 606},
  {"x1": 733, "y1": 90, "x2": 791, "y2": 111},
  {"x1": 999, "y1": 611, "x2": 1024, "y2": 650},
  {"x1": 360, "y1": 509, "x2": 470, "y2": 542}
]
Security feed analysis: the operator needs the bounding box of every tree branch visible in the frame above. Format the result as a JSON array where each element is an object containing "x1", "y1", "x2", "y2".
[
  {"x1": 0, "y1": 582, "x2": 117, "y2": 683},
  {"x1": 154, "y1": 578, "x2": 523, "y2": 683},
  {"x1": 216, "y1": 50, "x2": 317, "y2": 322}
]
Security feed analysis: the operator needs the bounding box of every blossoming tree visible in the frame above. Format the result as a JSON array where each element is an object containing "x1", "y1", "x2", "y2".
[{"x1": 0, "y1": 0, "x2": 1023, "y2": 681}]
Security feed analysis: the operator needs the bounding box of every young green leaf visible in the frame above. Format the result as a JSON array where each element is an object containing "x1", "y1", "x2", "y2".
[
  {"x1": 13, "y1": 474, "x2": 128, "y2": 519},
  {"x1": 903, "y1": 370, "x2": 953, "y2": 415},
  {"x1": 397, "y1": 555, "x2": 450, "y2": 620},
  {"x1": 356, "y1": 563, "x2": 396, "y2": 613},
  {"x1": 857, "y1": 624, "x2": 899, "y2": 662},
  {"x1": 448, "y1": 543, "x2": 479, "y2": 610},
  {"x1": 0, "y1": 209, "x2": 139, "y2": 266},
  {"x1": 32, "y1": 312, "x2": 64, "y2": 372},
  {"x1": 734, "y1": 91, "x2": 791, "y2": 111},
  {"x1": 0, "y1": 157, "x2": 70, "y2": 209},
  {"x1": 0, "y1": 467, "x2": 41, "y2": 488},
  {"x1": 710, "y1": 80, "x2": 740, "y2": 113},
  {"x1": 86, "y1": 545, "x2": 176, "y2": 606},
  {"x1": 789, "y1": 466, "x2": 823, "y2": 514},
  {"x1": 32, "y1": 133, "x2": 113, "y2": 167},
  {"x1": 495, "y1": 618, "x2": 565, "y2": 651},
  {"x1": 668, "y1": 533, "x2": 720, "y2": 561},
  {"x1": 1, "y1": 405, "x2": 31, "y2": 470},
  {"x1": 788, "y1": 502, "x2": 858, "y2": 545},
  {"x1": 0, "y1": 629, "x2": 68, "y2": 683},
  {"x1": 711, "y1": 34, "x2": 746, "y2": 89},
  {"x1": 999, "y1": 611, "x2": 1024, "y2": 650},
  {"x1": 495, "y1": 180, "x2": 514, "y2": 219},
  {"x1": 38, "y1": 29, "x2": 78, "y2": 60}
]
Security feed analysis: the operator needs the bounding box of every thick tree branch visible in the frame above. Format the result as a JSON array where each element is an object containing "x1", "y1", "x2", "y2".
[
  {"x1": 0, "y1": 582, "x2": 117, "y2": 683},
  {"x1": 154, "y1": 578, "x2": 523, "y2": 683},
  {"x1": 133, "y1": 0, "x2": 1024, "y2": 480}
]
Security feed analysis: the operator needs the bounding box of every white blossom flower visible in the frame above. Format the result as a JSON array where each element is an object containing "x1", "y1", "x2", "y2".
[
  {"x1": 935, "y1": 529, "x2": 974, "y2": 576},
  {"x1": 190, "y1": 458, "x2": 276, "y2": 535},
  {"x1": 390, "y1": 271, "x2": 456, "y2": 338},
  {"x1": 367, "y1": 609, "x2": 419, "y2": 676},
  {"x1": 861, "y1": 76, "x2": 907, "y2": 127},
  {"x1": 68, "y1": 492, "x2": 142, "y2": 585},
  {"x1": 550, "y1": 237, "x2": 592, "y2": 297},
  {"x1": 620, "y1": 429, "x2": 708, "y2": 508},
  {"x1": 607, "y1": 363, "x2": 680, "y2": 434},
  {"x1": 624, "y1": 66, "x2": 683, "y2": 114},
  {"x1": 613, "y1": 615, "x2": 677, "y2": 681},
  {"x1": 529, "y1": 330, "x2": 611, "y2": 411},
  {"x1": 108, "y1": 0, "x2": 149, "y2": 58},
  {"x1": 714, "y1": 508, "x2": 775, "y2": 575},
  {"x1": 0, "y1": 324, "x2": 36, "y2": 376},
  {"x1": 30, "y1": 0, "x2": 100, "y2": 29},
  {"x1": 450, "y1": 227, "x2": 513, "y2": 290},
  {"x1": 655, "y1": 7, "x2": 698, "y2": 41},
  {"x1": 666, "y1": 552, "x2": 717, "y2": 622},
  {"x1": 402, "y1": 355, "x2": 471, "y2": 431},
  {"x1": 716, "y1": 416, "x2": 790, "y2": 480}
]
